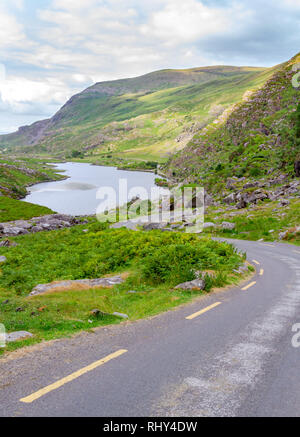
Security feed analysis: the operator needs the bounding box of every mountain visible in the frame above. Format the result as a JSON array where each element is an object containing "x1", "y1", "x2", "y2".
[
  {"x1": 164, "y1": 52, "x2": 300, "y2": 193},
  {"x1": 0, "y1": 65, "x2": 277, "y2": 164}
]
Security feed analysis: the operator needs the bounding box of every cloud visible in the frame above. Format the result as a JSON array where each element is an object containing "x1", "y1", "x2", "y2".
[
  {"x1": 0, "y1": 4, "x2": 25, "y2": 48},
  {"x1": 140, "y1": 0, "x2": 233, "y2": 45},
  {"x1": 0, "y1": 0, "x2": 300, "y2": 133}
]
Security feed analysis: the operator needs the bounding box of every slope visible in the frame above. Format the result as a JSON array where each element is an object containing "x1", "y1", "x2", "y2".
[{"x1": 0, "y1": 66, "x2": 275, "y2": 164}]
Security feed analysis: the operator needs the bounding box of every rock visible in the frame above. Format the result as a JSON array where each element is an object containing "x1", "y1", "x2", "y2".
[
  {"x1": 5, "y1": 331, "x2": 33, "y2": 343},
  {"x1": 90, "y1": 309, "x2": 104, "y2": 317},
  {"x1": 233, "y1": 263, "x2": 249, "y2": 274},
  {"x1": 175, "y1": 279, "x2": 206, "y2": 291},
  {"x1": 221, "y1": 222, "x2": 236, "y2": 230},
  {"x1": 29, "y1": 275, "x2": 124, "y2": 296},
  {"x1": 224, "y1": 193, "x2": 236, "y2": 204},
  {"x1": 280, "y1": 199, "x2": 290, "y2": 207},
  {"x1": 127, "y1": 290, "x2": 138, "y2": 294},
  {"x1": 2, "y1": 227, "x2": 27, "y2": 236},
  {"x1": 113, "y1": 312, "x2": 129, "y2": 319},
  {"x1": 295, "y1": 160, "x2": 300, "y2": 177},
  {"x1": 243, "y1": 181, "x2": 260, "y2": 189},
  {"x1": 203, "y1": 222, "x2": 216, "y2": 229},
  {"x1": 15, "y1": 307, "x2": 24, "y2": 312},
  {"x1": 0, "y1": 239, "x2": 17, "y2": 247},
  {"x1": 0, "y1": 214, "x2": 83, "y2": 238},
  {"x1": 143, "y1": 222, "x2": 167, "y2": 231},
  {"x1": 279, "y1": 231, "x2": 289, "y2": 240},
  {"x1": 0, "y1": 256, "x2": 7, "y2": 263}
]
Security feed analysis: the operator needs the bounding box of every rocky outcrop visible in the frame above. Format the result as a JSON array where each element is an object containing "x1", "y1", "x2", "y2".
[
  {"x1": 29, "y1": 275, "x2": 124, "y2": 296},
  {"x1": 222, "y1": 179, "x2": 300, "y2": 209},
  {"x1": 175, "y1": 279, "x2": 206, "y2": 291},
  {"x1": 0, "y1": 214, "x2": 87, "y2": 238}
]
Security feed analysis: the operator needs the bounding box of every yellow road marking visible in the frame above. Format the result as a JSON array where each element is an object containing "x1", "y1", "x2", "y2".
[
  {"x1": 186, "y1": 302, "x2": 222, "y2": 320},
  {"x1": 252, "y1": 260, "x2": 260, "y2": 265},
  {"x1": 242, "y1": 281, "x2": 257, "y2": 291},
  {"x1": 20, "y1": 349, "x2": 128, "y2": 404},
  {"x1": 259, "y1": 269, "x2": 264, "y2": 276}
]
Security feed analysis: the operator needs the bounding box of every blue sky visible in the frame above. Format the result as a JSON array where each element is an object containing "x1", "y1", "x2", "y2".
[{"x1": 0, "y1": 0, "x2": 299, "y2": 134}]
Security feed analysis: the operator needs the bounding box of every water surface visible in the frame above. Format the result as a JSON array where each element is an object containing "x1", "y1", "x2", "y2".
[{"x1": 25, "y1": 162, "x2": 166, "y2": 215}]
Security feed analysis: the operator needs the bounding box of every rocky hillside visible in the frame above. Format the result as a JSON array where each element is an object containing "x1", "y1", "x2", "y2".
[
  {"x1": 0, "y1": 66, "x2": 276, "y2": 164},
  {"x1": 0, "y1": 158, "x2": 63, "y2": 198},
  {"x1": 164, "y1": 52, "x2": 300, "y2": 207}
]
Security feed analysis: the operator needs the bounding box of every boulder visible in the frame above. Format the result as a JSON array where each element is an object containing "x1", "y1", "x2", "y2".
[
  {"x1": 2, "y1": 227, "x2": 27, "y2": 236},
  {"x1": 279, "y1": 231, "x2": 289, "y2": 240},
  {"x1": 143, "y1": 222, "x2": 167, "y2": 231},
  {"x1": 175, "y1": 279, "x2": 206, "y2": 291},
  {"x1": 203, "y1": 222, "x2": 216, "y2": 229},
  {"x1": 30, "y1": 275, "x2": 124, "y2": 296},
  {"x1": 221, "y1": 222, "x2": 236, "y2": 230},
  {"x1": 5, "y1": 331, "x2": 33, "y2": 343},
  {"x1": 224, "y1": 193, "x2": 236, "y2": 204}
]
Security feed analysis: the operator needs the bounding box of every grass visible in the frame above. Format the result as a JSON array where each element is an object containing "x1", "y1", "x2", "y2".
[
  {"x1": 0, "y1": 66, "x2": 277, "y2": 167},
  {"x1": 203, "y1": 198, "x2": 300, "y2": 245},
  {"x1": 0, "y1": 222, "x2": 245, "y2": 354},
  {"x1": 0, "y1": 197, "x2": 54, "y2": 222},
  {"x1": 165, "y1": 52, "x2": 300, "y2": 190},
  {"x1": 0, "y1": 157, "x2": 64, "y2": 199}
]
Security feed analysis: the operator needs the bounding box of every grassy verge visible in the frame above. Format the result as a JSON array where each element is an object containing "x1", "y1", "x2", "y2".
[
  {"x1": 0, "y1": 222, "x2": 246, "y2": 354},
  {"x1": 0, "y1": 197, "x2": 55, "y2": 222},
  {"x1": 204, "y1": 198, "x2": 300, "y2": 245}
]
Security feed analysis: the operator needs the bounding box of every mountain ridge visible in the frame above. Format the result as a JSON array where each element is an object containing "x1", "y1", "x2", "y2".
[{"x1": 0, "y1": 64, "x2": 275, "y2": 164}]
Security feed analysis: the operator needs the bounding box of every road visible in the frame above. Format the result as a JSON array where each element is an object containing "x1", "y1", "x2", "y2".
[{"x1": 0, "y1": 239, "x2": 300, "y2": 417}]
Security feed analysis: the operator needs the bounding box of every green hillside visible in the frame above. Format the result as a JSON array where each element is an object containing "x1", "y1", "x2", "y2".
[
  {"x1": 0, "y1": 65, "x2": 277, "y2": 165},
  {"x1": 164, "y1": 53, "x2": 300, "y2": 192}
]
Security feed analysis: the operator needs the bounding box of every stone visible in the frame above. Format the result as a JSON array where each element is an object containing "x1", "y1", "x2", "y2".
[
  {"x1": 143, "y1": 222, "x2": 167, "y2": 231},
  {"x1": 113, "y1": 312, "x2": 129, "y2": 319},
  {"x1": 90, "y1": 309, "x2": 103, "y2": 317},
  {"x1": 224, "y1": 193, "x2": 236, "y2": 204},
  {"x1": 5, "y1": 331, "x2": 33, "y2": 343},
  {"x1": 221, "y1": 221, "x2": 236, "y2": 230},
  {"x1": 203, "y1": 222, "x2": 216, "y2": 229},
  {"x1": 0, "y1": 256, "x2": 7, "y2": 263},
  {"x1": 3, "y1": 227, "x2": 26, "y2": 236},
  {"x1": 15, "y1": 307, "x2": 24, "y2": 312},
  {"x1": 280, "y1": 199, "x2": 290, "y2": 207},
  {"x1": 0, "y1": 214, "x2": 83, "y2": 238},
  {"x1": 127, "y1": 290, "x2": 138, "y2": 294},
  {"x1": 175, "y1": 279, "x2": 206, "y2": 291},
  {"x1": 0, "y1": 239, "x2": 17, "y2": 247},
  {"x1": 30, "y1": 275, "x2": 124, "y2": 296}
]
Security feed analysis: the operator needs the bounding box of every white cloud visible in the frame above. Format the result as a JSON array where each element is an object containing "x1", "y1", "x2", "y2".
[
  {"x1": 140, "y1": 0, "x2": 232, "y2": 45},
  {"x1": 0, "y1": 0, "x2": 299, "y2": 133},
  {"x1": 0, "y1": 5, "x2": 25, "y2": 48}
]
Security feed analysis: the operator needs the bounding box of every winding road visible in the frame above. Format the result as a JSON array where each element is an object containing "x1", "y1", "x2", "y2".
[{"x1": 0, "y1": 239, "x2": 300, "y2": 417}]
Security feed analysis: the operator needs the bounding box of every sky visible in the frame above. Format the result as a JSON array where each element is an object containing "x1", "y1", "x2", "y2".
[{"x1": 0, "y1": 0, "x2": 299, "y2": 134}]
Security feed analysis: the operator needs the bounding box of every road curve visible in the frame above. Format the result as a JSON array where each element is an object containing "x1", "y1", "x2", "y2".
[{"x1": 0, "y1": 239, "x2": 300, "y2": 417}]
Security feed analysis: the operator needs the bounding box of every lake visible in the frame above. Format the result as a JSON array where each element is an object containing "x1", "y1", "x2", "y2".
[{"x1": 24, "y1": 162, "x2": 168, "y2": 216}]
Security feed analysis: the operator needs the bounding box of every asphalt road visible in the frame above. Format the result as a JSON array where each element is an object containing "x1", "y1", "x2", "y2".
[{"x1": 0, "y1": 239, "x2": 300, "y2": 417}]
